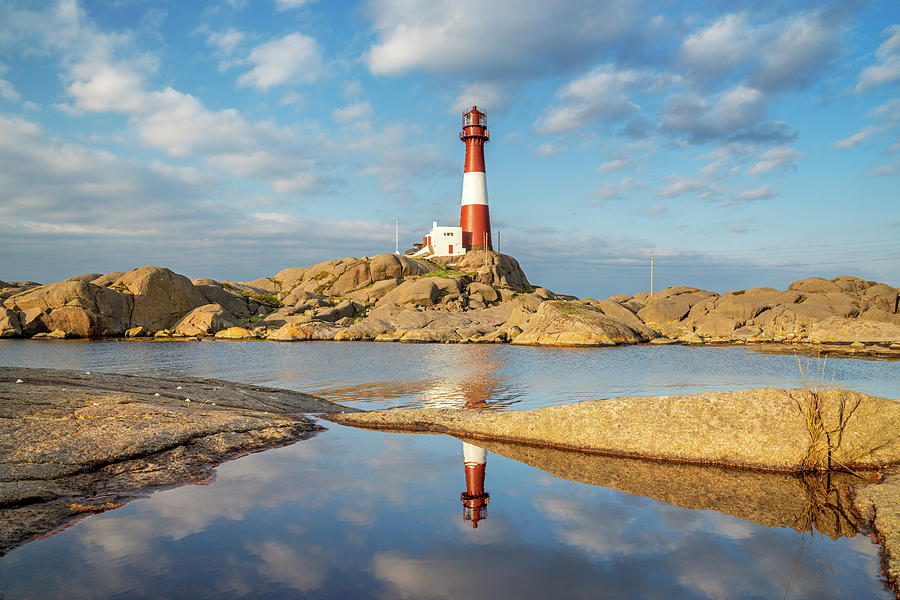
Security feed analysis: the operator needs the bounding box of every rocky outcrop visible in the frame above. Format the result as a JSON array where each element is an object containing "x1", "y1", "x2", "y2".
[
  {"x1": 0, "y1": 255, "x2": 896, "y2": 349},
  {"x1": 512, "y1": 300, "x2": 654, "y2": 346},
  {"x1": 431, "y1": 250, "x2": 531, "y2": 291},
  {"x1": 0, "y1": 367, "x2": 357, "y2": 554},
  {"x1": 611, "y1": 276, "x2": 899, "y2": 347},
  {"x1": 474, "y1": 438, "x2": 871, "y2": 539},
  {"x1": 173, "y1": 304, "x2": 242, "y2": 337},
  {"x1": 329, "y1": 387, "x2": 900, "y2": 472},
  {"x1": 2, "y1": 280, "x2": 131, "y2": 337},
  {"x1": 112, "y1": 266, "x2": 206, "y2": 331}
]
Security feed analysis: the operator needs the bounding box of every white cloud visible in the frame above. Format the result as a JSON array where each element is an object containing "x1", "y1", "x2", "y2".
[
  {"x1": 451, "y1": 82, "x2": 508, "y2": 113},
  {"x1": 596, "y1": 158, "x2": 631, "y2": 173},
  {"x1": 699, "y1": 159, "x2": 727, "y2": 178},
  {"x1": 661, "y1": 85, "x2": 781, "y2": 142},
  {"x1": 644, "y1": 204, "x2": 668, "y2": 216},
  {"x1": 275, "y1": 0, "x2": 316, "y2": 10},
  {"x1": 856, "y1": 56, "x2": 900, "y2": 93},
  {"x1": 834, "y1": 127, "x2": 877, "y2": 149},
  {"x1": 679, "y1": 14, "x2": 756, "y2": 83},
  {"x1": 237, "y1": 33, "x2": 321, "y2": 91},
  {"x1": 364, "y1": 0, "x2": 638, "y2": 78},
  {"x1": 856, "y1": 25, "x2": 900, "y2": 92},
  {"x1": 533, "y1": 142, "x2": 560, "y2": 157},
  {"x1": 749, "y1": 12, "x2": 844, "y2": 93},
  {"x1": 866, "y1": 164, "x2": 899, "y2": 177},
  {"x1": 659, "y1": 176, "x2": 713, "y2": 199},
  {"x1": 746, "y1": 146, "x2": 801, "y2": 174},
  {"x1": 0, "y1": 78, "x2": 20, "y2": 101},
  {"x1": 738, "y1": 186, "x2": 776, "y2": 201},
  {"x1": 332, "y1": 101, "x2": 373, "y2": 123},
  {"x1": 870, "y1": 99, "x2": 900, "y2": 123},
  {"x1": 68, "y1": 63, "x2": 147, "y2": 112},
  {"x1": 876, "y1": 25, "x2": 900, "y2": 60},
  {"x1": 535, "y1": 67, "x2": 652, "y2": 134},
  {"x1": 206, "y1": 27, "x2": 244, "y2": 55}
]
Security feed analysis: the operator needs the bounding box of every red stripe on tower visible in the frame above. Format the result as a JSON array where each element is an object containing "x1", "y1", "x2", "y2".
[
  {"x1": 460, "y1": 442, "x2": 489, "y2": 528},
  {"x1": 459, "y1": 106, "x2": 492, "y2": 250}
]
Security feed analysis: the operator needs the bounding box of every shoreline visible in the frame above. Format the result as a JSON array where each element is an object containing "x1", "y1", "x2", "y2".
[
  {"x1": 0, "y1": 367, "x2": 357, "y2": 554},
  {"x1": 5, "y1": 335, "x2": 898, "y2": 361}
]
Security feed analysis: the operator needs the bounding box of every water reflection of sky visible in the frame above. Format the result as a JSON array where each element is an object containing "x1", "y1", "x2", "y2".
[
  {"x1": 0, "y1": 341, "x2": 896, "y2": 410},
  {"x1": 0, "y1": 426, "x2": 889, "y2": 599}
]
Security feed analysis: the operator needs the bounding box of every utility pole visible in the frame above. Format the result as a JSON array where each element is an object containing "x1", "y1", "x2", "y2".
[
  {"x1": 650, "y1": 252, "x2": 655, "y2": 301},
  {"x1": 497, "y1": 229, "x2": 501, "y2": 253},
  {"x1": 394, "y1": 220, "x2": 400, "y2": 255}
]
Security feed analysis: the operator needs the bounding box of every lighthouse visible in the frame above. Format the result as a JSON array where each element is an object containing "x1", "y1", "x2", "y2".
[
  {"x1": 408, "y1": 106, "x2": 494, "y2": 258},
  {"x1": 460, "y1": 441, "x2": 490, "y2": 528},
  {"x1": 459, "y1": 106, "x2": 492, "y2": 251}
]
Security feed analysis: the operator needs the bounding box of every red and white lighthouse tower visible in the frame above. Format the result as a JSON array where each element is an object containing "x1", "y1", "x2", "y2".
[
  {"x1": 460, "y1": 441, "x2": 490, "y2": 528},
  {"x1": 459, "y1": 106, "x2": 492, "y2": 251}
]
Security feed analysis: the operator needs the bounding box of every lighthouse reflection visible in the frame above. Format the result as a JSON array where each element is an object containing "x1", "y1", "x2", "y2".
[
  {"x1": 417, "y1": 345, "x2": 500, "y2": 529},
  {"x1": 461, "y1": 441, "x2": 490, "y2": 528}
]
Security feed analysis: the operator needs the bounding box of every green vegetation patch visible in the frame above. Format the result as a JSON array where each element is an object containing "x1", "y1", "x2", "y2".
[
  {"x1": 421, "y1": 267, "x2": 467, "y2": 279},
  {"x1": 221, "y1": 282, "x2": 283, "y2": 308}
]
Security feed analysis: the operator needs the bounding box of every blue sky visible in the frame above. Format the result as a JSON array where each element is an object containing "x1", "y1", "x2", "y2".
[{"x1": 0, "y1": 0, "x2": 897, "y2": 297}]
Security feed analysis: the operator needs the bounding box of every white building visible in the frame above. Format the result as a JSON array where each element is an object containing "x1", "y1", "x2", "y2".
[{"x1": 412, "y1": 222, "x2": 467, "y2": 257}]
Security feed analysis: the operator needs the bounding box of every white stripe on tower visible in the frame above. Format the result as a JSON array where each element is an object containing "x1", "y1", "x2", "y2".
[
  {"x1": 463, "y1": 441, "x2": 487, "y2": 466},
  {"x1": 461, "y1": 172, "x2": 488, "y2": 205}
]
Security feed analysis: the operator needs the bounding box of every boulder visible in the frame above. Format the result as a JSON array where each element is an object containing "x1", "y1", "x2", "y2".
[
  {"x1": 831, "y1": 275, "x2": 872, "y2": 295},
  {"x1": 346, "y1": 279, "x2": 402, "y2": 305},
  {"x1": 691, "y1": 313, "x2": 738, "y2": 339},
  {"x1": 272, "y1": 267, "x2": 308, "y2": 290},
  {"x1": 863, "y1": 284, "x2": 899, "y2": 313},
  {"x1": 3, "y1": 281, "x2": 130, "y2": 337},
  {"x1": 711, "y1": 290, "x2": 801, "y2": 323},
  {"x1": 124, "y1": 327, "x2": 146, "y2": 338},
  {"x1": 467, "y1": 282, "x2": 499, "y2": 303},
  {"x1": 64, "y1": 273, "x2": 103, "y2": 283},
  {"x1": 637, "y1": 292, "x2": 711, "y2": 328},
  {"x1": 283, "y1": 288, "x2": 330, "y2": 309},
  {"x1": 173, "y1": 304, "x2": 242, "y2": 337},
  {"x1": 240, "y1": 278, "x2": 281, "y2": 292},
  {"x1": 377, "y1": 279, "x2": 440, "y2": 307},
  {"x1": 754, "y1": 305, "x2": 831, "y2": 340},
  {"x1": 192, "y1": 281, "x2": 252, "y2": 316},
  {"x1": 789, "y1": 277, "x2": 843, "y2": 294},
  {"x1": 859, "y1": 308, "x2": 900, "y2": 325},
  {"x1": 799, "y1": 292, "x2": 859, "y2": 318},
  {"x1": 593, "y1": 299, "x2": 656, "y2": 335},
  {"x1": 368, "y1": 254, "x2": 431, "y2": 281},
  {"x1": 325, "y1": 262, "x2": 372, "y2": 295},
  {"x1": 0, "y1": 308, "x2": 22, "y2": 337},
  {"x1": 20, "y1": 308, "x2": 46, "y2": 337},
  {"x1": 512, "y1": 300, "x2": 652, "y2": 346},
  {"x1": 89, "y1": 272, "x2": 126, "y2": 287},
  {"x1": 333, "y1": 318, "x2": 395, "y2": 341},
  {"x1": 266, "y1": 322, "x2": 341, "y2": 341},
  {"x1": 314, "y1": 300, "x2": 359, "y2": 322},
  {"x1": 806, "y1": 317, "x2": 900, "y2": 344},
  {"x1": 214, "y1": 326, "x2": 256, "y2": 340},
  {"x1": 112, "y1": 266, "x2": 205, "y2": 331}
]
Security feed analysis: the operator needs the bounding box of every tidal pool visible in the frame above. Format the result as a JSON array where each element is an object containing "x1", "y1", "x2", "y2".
[{"x1": 0, "y1": 341, "x2": 896, "y2": 598}]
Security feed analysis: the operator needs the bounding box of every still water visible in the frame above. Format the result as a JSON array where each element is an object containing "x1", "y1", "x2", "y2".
[{"x1": 0, "y1": 341, "x2": 897, "y2": 599}]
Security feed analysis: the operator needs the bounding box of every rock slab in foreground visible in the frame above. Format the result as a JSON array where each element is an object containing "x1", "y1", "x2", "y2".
[
  {"x1": 328, "y1": 388, "x2": 900, "y2": 472},
  {"x1": 0, "y1": 367, "x2": 357, "y2": 554}
]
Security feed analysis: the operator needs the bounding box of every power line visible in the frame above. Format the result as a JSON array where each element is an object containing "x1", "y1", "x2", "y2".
[{"x1": 579, "y1": 255, "x2": 900, "y2": 269}]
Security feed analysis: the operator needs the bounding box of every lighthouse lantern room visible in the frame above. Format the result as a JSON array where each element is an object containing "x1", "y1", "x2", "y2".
[{"x1": 410, "y1": 106, "x2": 494, "y2": 258}]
